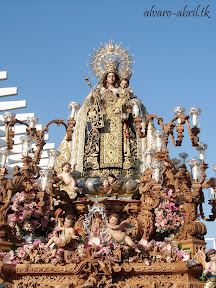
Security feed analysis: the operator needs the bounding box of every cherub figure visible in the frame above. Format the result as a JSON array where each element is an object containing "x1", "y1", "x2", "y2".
[
  {"x1": 45, "y1": 214, "x2": 79, "y2": 258},
  {"x1": 202, "y1": 249, "x2": 216, "y2": 287},
  {"x1": 114, "y1": 79, "x2": 131, "y2": 116},
  {"x1": 58, "y1": 163, "x2": 83, "y2": 195},
  {"x1": 119, "y1": 78, "x2": 137, "y2": 99},
  {"x1": 98, "y1": 178, "x2": 112, "y2": 194},
  {"x1": 107, "y1": 174, "x2": 124, "y2": 194},
  {"x1": 106, "y1": 213, "x2": 141, "y2": 253}
]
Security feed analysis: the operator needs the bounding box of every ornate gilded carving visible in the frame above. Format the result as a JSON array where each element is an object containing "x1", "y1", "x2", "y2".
[{"x1": 0, "y1": 263, "x2": 204, "y2": 288}]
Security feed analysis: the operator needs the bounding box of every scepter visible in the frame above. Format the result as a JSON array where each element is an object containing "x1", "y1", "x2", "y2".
[
  {"x1": 84, "y1": 74, "x2": 94, "y2": 92},
  {"x1": 84, "y1": 75, "x2": 101, "y2": 103}
]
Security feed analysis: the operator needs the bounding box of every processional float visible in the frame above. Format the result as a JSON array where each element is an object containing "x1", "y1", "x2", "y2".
[{"x1": 0, "y1": 41, "x2": 215, "y2": 288}]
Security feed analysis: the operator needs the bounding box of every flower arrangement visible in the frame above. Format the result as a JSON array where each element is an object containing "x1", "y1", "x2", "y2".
[
  {"x1": 139, "y1": 238, "x2": 191, "y2": 264},
  {"x1": 8, "y1": 190, "x2": 52, "y2": 239},
  {"x1": 2, "y1": 240, "x2": 64, "y2": 265},
  {"x1": 154, "y1": 188, "x2": 186, "y2": 235}
]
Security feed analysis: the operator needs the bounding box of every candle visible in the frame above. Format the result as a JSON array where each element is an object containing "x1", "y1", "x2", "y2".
[
  {"x1": 192, "y1": 114, "x2": 198, "y2": 127},
  {"x1": 211, "y1": 188, "x2": 215, "y2": 199},
  {"x1": 147, "y1": 121, "x2": 152, "y2": 148},
  {"x1": 173, "y1": 107, "x2": 185, "y2": 126},
  {"x1": 199, "y1": 150, "x2": 204, "y2": 162},
  {"x1": 1, "y1": 153, "x2": 7, "y2": 168},
  {"x1": 146, "y1": 154, "x2": 151, "y2": 168},
  {"x1": 20, "y1": 136, "x2": 33, "y2": 157},
  {"x1": 154, "y1": 130, "x2": 166, "y2": 152},
  {"x1": 133, "y1": 104, "x2": 139, "y2": 117},
  {"x1": 179, "y1": 153, "x2": 188, "y2": 165},
  {"x1": 49, "y1": 156, "x2": 55, "y2": 169},
  {"x1": 189, "y1": 108, "x2": 201, "y2": 127},
  {"x1": 68, "y1": 102, "x2": 81, "y2": 120},
  {"x1": 156, "y1": 136, "x2": 162, "y2": 151},
  {"x1": 47, "y1": 149, "x2": 61, "y2": 170},
  {"x1": 42, "y1": 175, "x2": 48, "y2": 191},
  {"x1": 29, "y1": 120, "x2": 34, "y2": 128},
  {"x1": 151, "y1": 160, "x2": 164, "y2": 183},
  {"x1": 24, "y1": 141, "x2": 29, "y2": 157},
  {"x1": 193, "y1": 165, "x2": 198, "y2": 181},
  {"x1": 27, "y1": 116, "x2": 39, "y2": 128},
  {"x1": 70, "y1": 106, "x2": 75, "y2": 119},
  {"x1": 155, "y1": 168, "x2": 160, "y2": 182}
]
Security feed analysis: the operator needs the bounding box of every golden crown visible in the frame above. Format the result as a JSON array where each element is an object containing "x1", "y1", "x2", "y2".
[
  {"x1": 102, "y1": 56, "x2": 120, "y2": 75},
  {"x1": 120, "y1": 70, "x2": 133, "y2": 80},
  {"x1": 88, "y1": 40, "x2": 134, "y2": 80}
]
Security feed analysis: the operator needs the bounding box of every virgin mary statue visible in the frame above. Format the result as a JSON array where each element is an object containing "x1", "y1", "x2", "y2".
[{"x1": 58, "y1": 41, "x2": 152, "y2": 179}]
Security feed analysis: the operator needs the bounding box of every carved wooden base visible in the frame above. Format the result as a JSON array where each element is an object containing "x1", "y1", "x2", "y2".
[
  {"x1": 0, "y1": 239, "x2": 13, "y2": 252},
  {"x1": 0, "y1": 262, "x2": 204, "y2": 288},
  {"x1": 175, "y1": 238, "x2": 206, "y2": 257}
]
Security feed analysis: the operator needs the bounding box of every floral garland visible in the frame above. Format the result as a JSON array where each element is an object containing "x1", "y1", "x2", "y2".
[
  {"x1": 1, "y1": 237, "x2": 191, "y2": 266},
  {"x1": 1, "y1": 240, "x2": 64, "y2": 265}
]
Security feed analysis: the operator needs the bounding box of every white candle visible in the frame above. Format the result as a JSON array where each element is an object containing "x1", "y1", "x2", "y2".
[
  {"x1": 193, "y1": 114, "x2": 198, "y2": 126},
  {"x1": 70, "y1": 106, "x2": 75, "y2": 119},
  {"x1": 156, "y1": 136, "x2": 162, "y2": 151},
  {"x1": 193, "y1": 165, "x2": 198, "y2": 181},
  {"x1": 210, "y1": 188, "x2": 215, "y2": 199},
  {"x1": 49, "y1": 156, "x2": 55, "y2": 169},
  {"x1": 146, "y1": 154, "x2": 151, "y2": 168},
  {"x1": 155, "y1": 168, "x2": 160, "y2": 182},
  {"x1": 147, "y1": 122, "x2": 152, "y2": 148},
  {"x1": 199, "y1": 150, "x2": 204, "y2": 162},
  {"x1": 30, "y1": 120, "x2": 34, "y2": 128},
  {"x1": 1, "y1": 154, "x2": 7, "y2": 168},
  {"x1": 24, "y1": 141, "x2": 29, "y2": 157},
  {"x1": 42, "y1": 175, "x2": 48, "y2": 191},
  {"x1": 133, "y1": 104, "x2": 139, "y2": 117},
  {"x1": 178, "y1": 117, "x2": 181, "y2": 125}
]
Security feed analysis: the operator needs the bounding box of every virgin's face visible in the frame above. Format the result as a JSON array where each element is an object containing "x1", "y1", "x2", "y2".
[{"x1": 106, "y1": 73, "x2": 116, "y2": 85}]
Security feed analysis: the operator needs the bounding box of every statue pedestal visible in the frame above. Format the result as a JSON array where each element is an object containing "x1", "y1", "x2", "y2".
[{"x1": 74, "y1": 199, "x2": 141, "y2": 215}]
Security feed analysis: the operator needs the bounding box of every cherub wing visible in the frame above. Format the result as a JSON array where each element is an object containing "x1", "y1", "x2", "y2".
[
  {"x1": 186, "y1": 251, "x2": 206, "y2": 268},
  {"x1": 75, "y1": 227, "x2": 86, "y2": 235},
  {"x1": 119, "y1": 221, "x2": 135, "y2": 232},
  {"x1": 55, "y1": 208, "x2": 63, "y2": 221},
  {"x1": 112, "y1": 180, "x2": 124, "y2": 190},
  {"x1": 194, "y1": 251, "x2": 206, "y2": 268}
]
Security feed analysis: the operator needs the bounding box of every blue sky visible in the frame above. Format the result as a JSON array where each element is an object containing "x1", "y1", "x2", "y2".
[{"x1": 0, "y1": 0, "x2": 216, "y2": 244}]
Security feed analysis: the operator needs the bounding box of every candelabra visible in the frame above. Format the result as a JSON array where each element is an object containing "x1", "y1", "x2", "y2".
[
  {"x1": 137, "y1": 107, "x2": 216, "y2": 253},
  {"x1": 134, "y1": 107, "x2": 201, "y2": 147},
  {"x1": 0, "y1": 103, "x2": 80, "y2": 245}
]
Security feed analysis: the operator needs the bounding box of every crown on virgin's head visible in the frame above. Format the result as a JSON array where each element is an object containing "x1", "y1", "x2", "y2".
[
  {"x1": 102, "y1": 56, "x2": 120, "y2": 75},
  {"x1": 120, "y1": 70, "x2": 133, "y2": 80}
]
